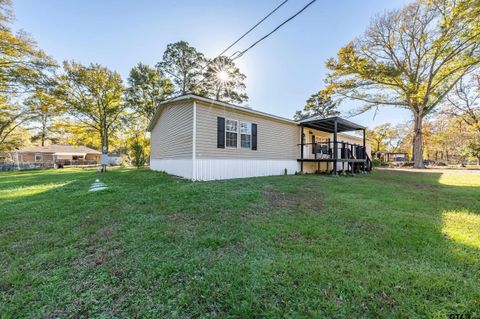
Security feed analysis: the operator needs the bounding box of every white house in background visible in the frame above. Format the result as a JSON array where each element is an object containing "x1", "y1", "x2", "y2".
[{"x1": 147, "y1": 94, "x2": 372, "y2": 181}]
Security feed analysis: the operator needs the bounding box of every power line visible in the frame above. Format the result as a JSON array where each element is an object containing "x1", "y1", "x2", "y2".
[
  {"x1": 231, "y1": 0, "x2": 317, "y2": 60},
  {"x1": 217, "y1": 0, "x2": 288, "y2": 58},
  {"x1": 195, "y1": 0, "x2": 289, "y2": 87},
  {"x1": 184, "y1": 0, "x2": 316, "y2": 95}
]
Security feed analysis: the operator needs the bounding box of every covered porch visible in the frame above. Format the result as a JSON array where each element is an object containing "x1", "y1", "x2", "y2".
[{"x1": 298, "y1": 117, "x2": 372, "y2": 175}]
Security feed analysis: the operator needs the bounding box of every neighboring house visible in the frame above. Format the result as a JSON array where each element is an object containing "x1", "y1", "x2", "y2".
[
  {"x1": 15, "y1": 145, "x2": 101, "y2": 165},
  {"x1": 147, "y1": 94, "x2": 372, "y2": 181}
]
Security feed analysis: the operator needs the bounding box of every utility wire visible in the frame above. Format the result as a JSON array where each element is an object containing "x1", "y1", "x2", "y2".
[
  {"x1": 217, "y1": 0, "x2": 288, "y2": 58},
  {"x1": 188, "y1": 0, "x2": 317, "y2": 96},
  {"x1": 231, "y1": 0, "x2": 317, "y2": 60},
  {"x1": 195, "y1": 0, "x2": 289, "y2": 87}
]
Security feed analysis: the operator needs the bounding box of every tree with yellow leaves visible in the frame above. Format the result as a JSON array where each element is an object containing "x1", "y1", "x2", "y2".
[
  {"x1": 326, "y1": 0, "x2": 480, "y2": 168},
  {"x1": 55, "y1": 61, "x2": 126, "y2": 154},
  {"x1": 0, "y1": 0, "x2": 56, "y2": 149}
]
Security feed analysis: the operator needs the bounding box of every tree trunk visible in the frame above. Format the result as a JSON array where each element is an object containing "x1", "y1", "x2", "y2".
[
  {"x1": 413, "y1": 113, "x2": 425, "y2": 168},
  {"x1": 411, "y1": 137, "x2": 415, "y2": 162},
  {"x1": 41, "y1": 127, "x2": 46, "y2": 146},
  {"x1": 41, "y1": 116, "x2": 47, "y2": 147},
  {"x1": 100, "y1": 123, "x2": 108, "y2": 172}
]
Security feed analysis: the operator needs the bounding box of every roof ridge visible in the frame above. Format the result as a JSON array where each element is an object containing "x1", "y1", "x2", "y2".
[
  {"x1": 17, "y1": 144, "x2": 101, "y2": 154},
  {"x1": 147, "y1": 94, "x2": 296, "y2": 131}
]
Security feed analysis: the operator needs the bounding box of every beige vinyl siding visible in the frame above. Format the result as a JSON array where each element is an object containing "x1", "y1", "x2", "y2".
[
  {"x1": 303, "y1": 130, "x2": 368, "y2": 146},
  {"x1": 150, "y1": 101, "x2": 193, "y2": 159},
  {"x1": 195, "y1": 102, "x2": 298, "y2": 160},
  {"x1": 302, "y1": 129, "x2": 370, "y2": 155},
  {"x1": 337, "y1": 133, "x2": 371, "y2": 156},
  {"x1": 301, "y1": 129, "x2": 330, "y2": 173}
]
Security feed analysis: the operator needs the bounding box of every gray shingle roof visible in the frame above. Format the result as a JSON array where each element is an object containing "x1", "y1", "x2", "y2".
[{"x1": 18, "y1": 144, "x2": 101, "y2": 154}]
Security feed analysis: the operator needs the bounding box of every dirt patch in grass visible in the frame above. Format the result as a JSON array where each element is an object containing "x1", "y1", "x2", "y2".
[
  {"x1": 74, "y1": 223, "x2": 122, "y2": 269},
  {"x1": 41, "y1": 222, "x2": 126, "y2": 318},
  {"x1": 0, "y1": 282, "x2": 14, "y2": 294},
  {"x1": 261, "y1": 185, "x2": 323, "y2": 212},
  {"x1": 344, "y1": 218, "x2": 386, "y2": 235},
  {"x1": 262, "y1": 186, "x2": 300, "y2": 209},
  {"x1": 323, "y1": 287, "x2": 345, "y2": 306},
  {"x1": 43, "y1": 308, "x2": 70, "y2": 319},
  {"x1": 162, "y1": 213, "x2": 201, "y2": 242},
  {"x1": 202, "y1": 240, "x2": 248, "y2": 263},
  {"x1": 361, "y1": 291, "x2": 399, "y2": 310},
  {"x1": 163, "y1": 212, "x2": 200, "y2": 225}
]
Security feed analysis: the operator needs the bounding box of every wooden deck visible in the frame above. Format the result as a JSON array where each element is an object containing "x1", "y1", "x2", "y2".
[{"x1": 297, "y1": 158, "x2": 367, "y2": 163}]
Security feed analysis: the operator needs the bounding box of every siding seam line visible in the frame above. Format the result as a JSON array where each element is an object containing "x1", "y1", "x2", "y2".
[{"x1": 192, "y1": 101, "x2": 197, "y2": 181}]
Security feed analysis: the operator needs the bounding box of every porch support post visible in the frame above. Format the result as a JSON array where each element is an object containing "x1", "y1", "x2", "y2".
[
  {"x1": 350, "y1": 143, "x2": 354, "y2": 175},
  {"x1": 300, "y1": 125, "x2": 304, "y2": 173},
  {"x1": 362, "y1": 129, "x2": 366, "y2": 173},
  {"x1": 362, "y1": 129, "x2": 366, "y2": 156},
  {"x1": 333, "y1": 119, "x2": 338, "y2": 175}
]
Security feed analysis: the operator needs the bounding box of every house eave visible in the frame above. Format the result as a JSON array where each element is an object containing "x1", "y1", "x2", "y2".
[{"x1": 146, "y1": 94, "x2": 297, "y2": 132}]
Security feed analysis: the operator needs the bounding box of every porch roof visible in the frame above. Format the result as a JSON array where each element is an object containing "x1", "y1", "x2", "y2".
[{"x1": 297, "y1": 116, "x2": 366, "y2": 133}]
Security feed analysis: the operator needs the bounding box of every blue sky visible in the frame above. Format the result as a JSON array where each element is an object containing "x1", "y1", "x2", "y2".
[{"x1": 13, "y1": 0, "x2": 412, "y2": 128}]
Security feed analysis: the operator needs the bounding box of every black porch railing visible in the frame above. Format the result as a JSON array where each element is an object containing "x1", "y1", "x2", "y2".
[
  {"x1": 298, "y1": 141, "x2": 367, "y2": 160},
  {"x1": 297, "y1": 117, "x2": 371, "y2": 174},
  {"x1": 297, "y1": 141, "x2": 372, "y2": 174}
]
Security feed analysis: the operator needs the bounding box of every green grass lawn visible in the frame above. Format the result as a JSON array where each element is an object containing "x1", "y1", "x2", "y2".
[{"x1": 1, "y1": 168, "x2": 479, "y2": 318}]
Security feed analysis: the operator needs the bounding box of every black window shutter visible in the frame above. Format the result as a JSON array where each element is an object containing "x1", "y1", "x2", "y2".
[
  {"x1": 252, "y1": 123, "x2": 257, "y2": 150},
  {"x1": 217, "y1": 117, "x2": 225, "y2": 148},
  {"x1": 312, "y1": 136, "x2": 316, "y2": 154}
]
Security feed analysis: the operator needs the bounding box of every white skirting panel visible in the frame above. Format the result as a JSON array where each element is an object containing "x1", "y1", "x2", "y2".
[
  {"x1": 150, "y1": 158, "x2": 193, "y2": 179},
  {"x1": 194, "y1": 159, "x2": 299, "y2": 181}
]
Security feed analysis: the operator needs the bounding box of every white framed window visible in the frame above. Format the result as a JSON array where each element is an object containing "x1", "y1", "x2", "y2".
[
  {"x1": 240, "y1": 122, "x2": 252, "y2": 149},
  {"x1": 35, "y1": 154, "x2": 43, "y2": 162},
  {"x1": 225, "y1": 119, "x2": 238, "y2": 148}
]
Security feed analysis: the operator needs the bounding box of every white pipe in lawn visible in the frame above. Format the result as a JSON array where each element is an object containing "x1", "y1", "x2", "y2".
[{"x1": 89, "y1": 179, "x2": 108, "y2": 192}]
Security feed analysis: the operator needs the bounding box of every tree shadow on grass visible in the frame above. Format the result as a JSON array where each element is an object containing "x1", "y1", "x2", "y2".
[
  {"x1": 0, "y1": 168, "x2": 94, "y2": 190},
  {"x1": 0, "y1": 168, "x2": 191, "y2": 316}
]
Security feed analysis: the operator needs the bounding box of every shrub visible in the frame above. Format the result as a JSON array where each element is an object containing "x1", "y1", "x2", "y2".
[
  {"x1": 372, "y1": 158, "x2": 382, "y2": 167},
  {"x1": 130, "y1": 140, "x2": 147, "y2": 168}
]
